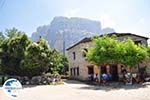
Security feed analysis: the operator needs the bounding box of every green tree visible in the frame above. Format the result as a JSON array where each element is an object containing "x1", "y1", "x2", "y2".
[
  {"x1": 0, "y1": 32, "x2": 5, "y2": 43},
  {"x1": 147, "y1": 46, "x2": 150, "y2": 57},
  {"x1": 4, "y1": 27, "x2": 21, "y2": 38},
  {"x1": 0, "y1": 30, "x2": 31, "y2": 75},
  {"x1": 48, "y1": 49, "x2": 67, "y2": 74},
  {"x1": 86, "y1": 35, "x2": 120, "y2": 64},
  {"x1": 20, "y1": 41, "x2": 50, "y2": 77},
  {"x1": 20, "y1": 36, "x2": 68, "y2": 77},
  {"x1": 0, "y1": 32, "x2": 5, "y2": 73},
  {"x1": 119, "y1": 38, "x2": 148, "y2": 68},
  {"x1": 0, "y1": 28, "x2": 68, "y2": 77},
  {"x1": 86, "y1": 35, "x2": 148, "y2": 70}
]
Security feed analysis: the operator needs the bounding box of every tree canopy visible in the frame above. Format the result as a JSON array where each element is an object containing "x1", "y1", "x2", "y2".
[
  {"x1": 0, "y1": 28, "x2": 68, "y2": 77},
  {"x1": 86, "y1": 35, "x2": 148, "y2": 68},
  {"x1": 148, "y1": 46, "x2": 150, "y2": 57}
]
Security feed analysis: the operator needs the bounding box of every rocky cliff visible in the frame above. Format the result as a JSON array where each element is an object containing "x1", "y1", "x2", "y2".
[{"x1": 31, "y1": 16, "x2": 115, "y2": 52}]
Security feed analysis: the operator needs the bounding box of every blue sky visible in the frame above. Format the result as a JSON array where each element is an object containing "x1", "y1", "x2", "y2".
[{"x1": 0, "y1": 0, "x2": 150, "y2": 39}]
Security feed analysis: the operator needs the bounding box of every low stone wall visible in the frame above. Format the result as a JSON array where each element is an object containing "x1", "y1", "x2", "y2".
[{"x1": 0, "y1": 75, "x2": 62, "y2": 85}]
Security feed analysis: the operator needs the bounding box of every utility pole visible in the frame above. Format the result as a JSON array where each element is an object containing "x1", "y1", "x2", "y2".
[
  {"x1": 59, "y1": 30, "x2": 66, "y2": 55},
  {"x1": 63, "y1": 31, "x2": 65, "y2": 55}
]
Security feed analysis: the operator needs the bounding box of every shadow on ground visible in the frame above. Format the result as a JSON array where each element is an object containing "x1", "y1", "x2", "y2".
[
  {"x1": 22, "y1": 85, "x2": 38, "y2": 89},
  {"x1": 0, "y1": 84, "x2": 38, "y2": 89},
  {"x1": 64, "y1": 80, "x2": 150, "y2": 92}
]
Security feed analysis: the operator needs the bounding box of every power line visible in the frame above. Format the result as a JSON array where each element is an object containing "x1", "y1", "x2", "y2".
[{"x1": 0, "y1": 0, "x2": 6, "y2": 11}]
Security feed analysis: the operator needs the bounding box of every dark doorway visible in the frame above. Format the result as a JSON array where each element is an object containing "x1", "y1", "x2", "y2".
[
  {"x1": 88, "y1": 66, "x2": 94, "y2": 74},
  {"x1": 110, "y1": 64, "x2": 119, "y2": 81},
  {"x1": 87, "y1": 66, "x2": 94, "y2": 81},
  {"x1": 100, "y1": 65, "x2": 106, "y2": 74}
]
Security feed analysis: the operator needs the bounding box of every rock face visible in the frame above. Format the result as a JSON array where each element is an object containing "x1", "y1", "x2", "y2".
[{"x1": 31, "y1": 16, "x2": 115, "y2": 52}]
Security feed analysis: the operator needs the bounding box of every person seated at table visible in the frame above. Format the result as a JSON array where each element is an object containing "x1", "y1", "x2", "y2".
[
  {"x1": 94, "y1": 73, "x2": 99, "y2": 82},
  {"x1": 101, "y1": 73, "x2": 108, "y2": 83}
]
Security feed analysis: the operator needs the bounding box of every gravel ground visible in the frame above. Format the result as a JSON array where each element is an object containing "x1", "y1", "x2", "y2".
[{"x1": 0, "y1": 80, "x2": 150, "y2": 100}]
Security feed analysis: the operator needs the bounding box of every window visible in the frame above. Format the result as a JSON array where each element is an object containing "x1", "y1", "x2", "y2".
[
  {"x1": 134, "y1": 40, "x2": 142, "y2": 45},
  {"x1": 73, "y1": 68, "x2": 76, "y2": 76},
  {"x1": 77, "y1": 67, "x2": 79, "y2": 76},
  {"x1": 70, "y1": 68, "x2": 73, "y2": 76},
  {"x1": 72, "y1": 52, "x2": 76, "y2": 60},
  {"x1": 82, "y1": 48, "x2": 88, "y2": 57},
  {"x1": 71, "y1": 67, "x2": 79, "y2": 76}
]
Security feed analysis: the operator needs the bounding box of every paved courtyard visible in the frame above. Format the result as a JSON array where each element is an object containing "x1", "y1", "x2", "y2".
[{"x1": 0, "y1": 80, "x2": 150, "y2": 100}]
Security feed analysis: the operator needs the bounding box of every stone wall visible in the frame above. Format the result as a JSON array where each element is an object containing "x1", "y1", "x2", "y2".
[
  {"x1": 117, "y1": 35, "x2": 148, "y2": 46},
  {"x1": 67, "y1": 34, "x2": 149, "y2": 80},
  {"x1": 67, "y1": 42, "x2": 94, "y2": 80},
  {"x1": 139, "y1": 58, "x2": 150, "y2": 75}
]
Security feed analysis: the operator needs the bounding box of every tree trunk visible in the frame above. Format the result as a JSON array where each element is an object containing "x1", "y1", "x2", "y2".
[
  {"x1": 2, "y1": 76, "x2": 5, "y2": 85},
  {"x1": 137, "y1": 63, "x2": 140, "y2": 73}
]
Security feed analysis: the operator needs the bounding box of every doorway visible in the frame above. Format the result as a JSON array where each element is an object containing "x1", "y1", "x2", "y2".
[
  {"x1": 110, "y1": 64, "x2": 119, "y2": 81},
  {"x1": 100, "y1": 65, "x2": 107, "y2": 74},
  {"x1": 87, "y1": 66, "x2": 94, "y2": 81},
  {"x1": 88, "y1": 66, "x2": 94, "y2": 74}
]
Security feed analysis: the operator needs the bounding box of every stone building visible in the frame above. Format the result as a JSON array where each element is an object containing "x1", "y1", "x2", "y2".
[{"x1": 66, "y1": 33, "x2": 150, "y2": 81}]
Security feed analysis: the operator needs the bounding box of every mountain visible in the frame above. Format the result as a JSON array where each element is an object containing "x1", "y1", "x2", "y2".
[{"x1": 31, "y1": 16, "x2": 115, "y2": 52}]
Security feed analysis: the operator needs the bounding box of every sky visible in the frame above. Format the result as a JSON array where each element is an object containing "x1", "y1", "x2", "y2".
[{"x1": 0, "y1": 0, "x2": 150, "y2": 41}]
